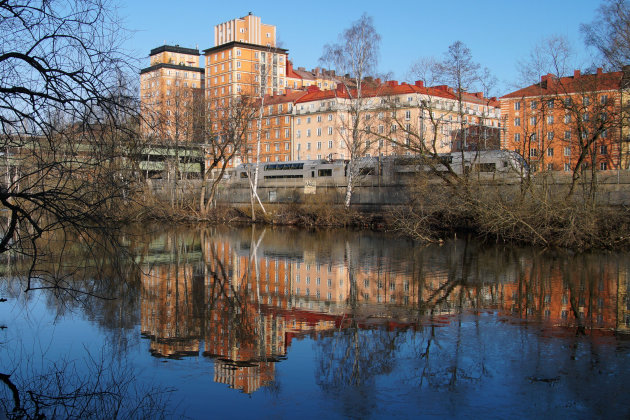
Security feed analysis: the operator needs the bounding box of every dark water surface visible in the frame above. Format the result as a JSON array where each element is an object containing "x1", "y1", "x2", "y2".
[{"x1": 1, "y1": 226, "x2": 629, "y2": 419}]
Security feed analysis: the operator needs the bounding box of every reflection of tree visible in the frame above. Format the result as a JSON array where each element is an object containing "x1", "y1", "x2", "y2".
[
  {"x1": 315, "y1": 327, "x2": 403, "y2": 390},
  {"x1": 0, "y1": 351, "x2": 171, "y2": 419}
]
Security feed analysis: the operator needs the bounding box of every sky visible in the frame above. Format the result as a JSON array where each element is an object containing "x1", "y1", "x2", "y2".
[{"x1": 121, "y1": 0, "x2": 603, "y2": 97}]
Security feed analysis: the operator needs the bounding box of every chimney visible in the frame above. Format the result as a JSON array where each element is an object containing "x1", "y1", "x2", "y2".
[
  {"x1": 386, "y1": 80, "x2": 398, "y2": 87},
  {"x1": 597, "y1": 67, "x2": 603, "y2": 75},
  {"x1": 574, "y1": 69, "x2": 581, "y2": 78},
  {"x1": 414, "y1": 80, "x2": 424, "y2": 88}
]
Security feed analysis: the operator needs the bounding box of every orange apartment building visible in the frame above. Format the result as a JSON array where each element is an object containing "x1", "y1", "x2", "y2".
[
  {"x1": 500, "y1": 68, "x2": 630, "y2": 172},
  {"x1": 140, "y1": 45, "x2": 205, "y2": 141}
]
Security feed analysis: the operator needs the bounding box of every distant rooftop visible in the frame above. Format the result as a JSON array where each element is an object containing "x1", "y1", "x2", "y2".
[{"x1": 150, "y1": 45, "x2": 200, "y2": 56}]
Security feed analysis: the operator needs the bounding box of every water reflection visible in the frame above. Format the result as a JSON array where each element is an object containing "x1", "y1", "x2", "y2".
[{"x1": 137, "y1": 226, "x2": 630, "y2": 395}]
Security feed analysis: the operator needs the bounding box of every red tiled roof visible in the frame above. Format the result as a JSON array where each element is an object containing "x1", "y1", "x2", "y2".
[
  {"x1": 501, "y1": 69, "x2": 622, "y2": 99},
  {"x1": 294, "y1": 81, "x2": 499, "y2": 108},
  {"x1": 263, "y1": 90, "x2": 308, "y2": 105}
]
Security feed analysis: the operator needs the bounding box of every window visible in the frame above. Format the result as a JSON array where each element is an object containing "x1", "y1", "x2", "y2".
[
  {"x1": 547, "y1": 148, "x2": 554, "y2": 157},
  {"x1": 328, "y1": 140, "x2": 333, "y2": 148},
  {"x1": 564, "y1": 114, "x2": 571, "y2": 123},
  {"x1": 564, "y1": 147, "x2": 571, "y2": 156},
  {"x1": 564, "y1": 131, "x2": 571, "y2": 140},
  {"x1": 285, "y1": 128, "x2": 290, "y2": 138},
  {"x1": 328, "y1": 127, "x2": 333, "y2": 135},
  {"x1": 317, "y1": 128, "x2": 322, "y2": 136},
  {"x1": 514, "y1": 117, "x2": 521, "y2": 126},
  {"x1": 583, "y1": 112, "x2": 589, "y2": 121},
  {"x1": 547, "y1": 163, "x2": 554, "y2": 171},
  {"x1": 601, "y1": 162, "x2": 608, "y2": 170},
  {"x1": 514, "y1": 101, "x2": 521, "y2": 110},
  {"x1": 547, "y1": 99, "x2": 554, "y2": 109},
  {"x1": 317, "y1": 115, "x2": 322, "y2": 122},
  {"x1": 601, "y1": 95, "x2": 608, "y2": 104},
  {"x1": 547, "y1": 115, "x2": 554, "y2": 124},
  {"x1": 306, "y1": 129, "x2": 311, "y2": 137},
  {"x1": 547, "y1": 132, "x2": 554, "y2": 140},
  {"x1": 530, "y1": 101, "x2": 537, "y2": 110},
  {"x1": 529, "y1": 148, "x2": 538, "y2": 157},
  {"x1": 600, "y1": 145, "x2": 608, "y2": 155},
  {"x1": 328, "y1": 114, "x2": 333, "y2": 121},
  {"x1": 405, "y1": 110, "x2": 411, "y2": 120},
  {"x1": 306, "y1": 142, "x2": 311, "y2": 150},
  {"x1": 583, "y1": 97, "x2": 590, "y2": 106},
  {"x1": 514, "y1": 133, "x2": 521, "y2": 142},
  {"x1": 530, "y1": 116, "x2": 537, "y2": 125},
  {"x1": 306, "y1": 117, "x2": 311, "y2": 123},
  {"x1": 564, "y1": 163, "x2": 571, "y2": 171},
  {"x1": 317, "y1": 141, "x2": 321, "y2": 150}
]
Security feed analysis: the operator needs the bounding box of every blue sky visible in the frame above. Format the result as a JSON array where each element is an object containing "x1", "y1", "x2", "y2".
[{"x1": 121, "y1": 0, "x2": 602, "y2": 96}]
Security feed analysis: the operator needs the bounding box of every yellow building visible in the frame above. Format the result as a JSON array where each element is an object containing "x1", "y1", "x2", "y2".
[{"x1": 140, "y1": 45, "x2": 204, "y2": 141}]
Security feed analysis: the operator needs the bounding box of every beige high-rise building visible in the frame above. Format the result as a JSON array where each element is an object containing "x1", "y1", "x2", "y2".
[
  {"x1": 214, "y1": 13, "x2": 277, "y2": 47},
  {"x1": 140, "y1": 45, "x2": 204, "y2": 140}
]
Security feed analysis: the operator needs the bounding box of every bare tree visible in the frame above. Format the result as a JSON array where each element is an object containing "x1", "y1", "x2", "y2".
[
  {"x1": 0, "y1": 0, "x2": 139, "y2": 284},
  {"x1": 321, "y1": 14, "x2": 381, "y2": 208},
  {"x1": 199, "y1": 93, "x2": 257, "y2": 215},
  {"x1": 581, "y1": 0, "x2": 630, "y2": 70}
]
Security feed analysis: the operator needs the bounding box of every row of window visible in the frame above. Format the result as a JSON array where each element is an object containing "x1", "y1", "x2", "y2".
[
  {"x1": 297, "y1": 141, "x2": 339, "y2": 151},
  {"x1": 513, "y1": 130, "x2": 607, "y2": 142},
  {"x1": 527, "y1": 145, "x2": 608, "y2": 157},
  {"x1": 513, "y1": 95, "x2": 610, "y2": 110},
  {"x1": 263, "y1": 142, "x2": 291, "y2": 152}
]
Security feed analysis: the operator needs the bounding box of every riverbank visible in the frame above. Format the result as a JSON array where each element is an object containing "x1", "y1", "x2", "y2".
[{"x1": 126, "y1": 176, "x2": 630, "y2": 251}]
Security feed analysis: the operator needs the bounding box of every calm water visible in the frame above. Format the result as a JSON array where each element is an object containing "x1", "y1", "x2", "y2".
[{"x1": 0, "y1": 225, "x2": 629, "y2": 419}]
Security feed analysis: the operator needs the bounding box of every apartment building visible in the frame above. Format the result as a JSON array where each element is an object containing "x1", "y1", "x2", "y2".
[
  {"x1": 500, "y1": 68, "x2": 629, "y2": 172},
  {"x1": 285, "y1": 61, "x2": 339, "y2": 91},
  {"x1": 290, "y1": 80, "x2": 501, "y2": 160},
  {"x1": 255, "y1": 90, "x2": 307, "y2": 162},
  {"x1": 140, "y1": 45, "x2": 205, "y2": 141},
  {"x1": 204, "y1": 14, "x2": 288, "y2": 105}
]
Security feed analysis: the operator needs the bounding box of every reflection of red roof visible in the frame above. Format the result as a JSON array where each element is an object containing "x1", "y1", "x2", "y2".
[{"x1": 501, "y1": 68, "x2": 622, "y2": 99}]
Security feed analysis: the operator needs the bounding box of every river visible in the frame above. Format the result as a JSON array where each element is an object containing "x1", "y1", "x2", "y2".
[{"x1": 0, "y1": 225, "x2": 629, "y2": 419}]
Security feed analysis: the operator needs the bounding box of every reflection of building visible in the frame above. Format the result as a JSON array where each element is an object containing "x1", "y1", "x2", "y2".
[{"x1": 140, "y1": 228, "x2": 628, "y2": 394}]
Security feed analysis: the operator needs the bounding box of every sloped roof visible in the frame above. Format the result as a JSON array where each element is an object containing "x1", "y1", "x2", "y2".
[
  {"x1": 501, "y1": 69, "x2": 623, "y2": 99},
  {"x1": 294, "y1": 81, "x2": 499, "y2": 107}
]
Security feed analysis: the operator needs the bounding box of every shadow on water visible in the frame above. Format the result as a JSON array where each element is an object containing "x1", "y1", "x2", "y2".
[{"x1": 1, "y1": 224, "x2": 630, "y2": 417}]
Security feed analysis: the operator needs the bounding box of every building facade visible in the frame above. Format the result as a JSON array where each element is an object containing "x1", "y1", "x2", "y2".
[
  {"x1": 140, "y1": 45, "x2": 205, "y2": 141},
  {"x1": 500, "y1": 68, "x2": 630, "y2": 172}
]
